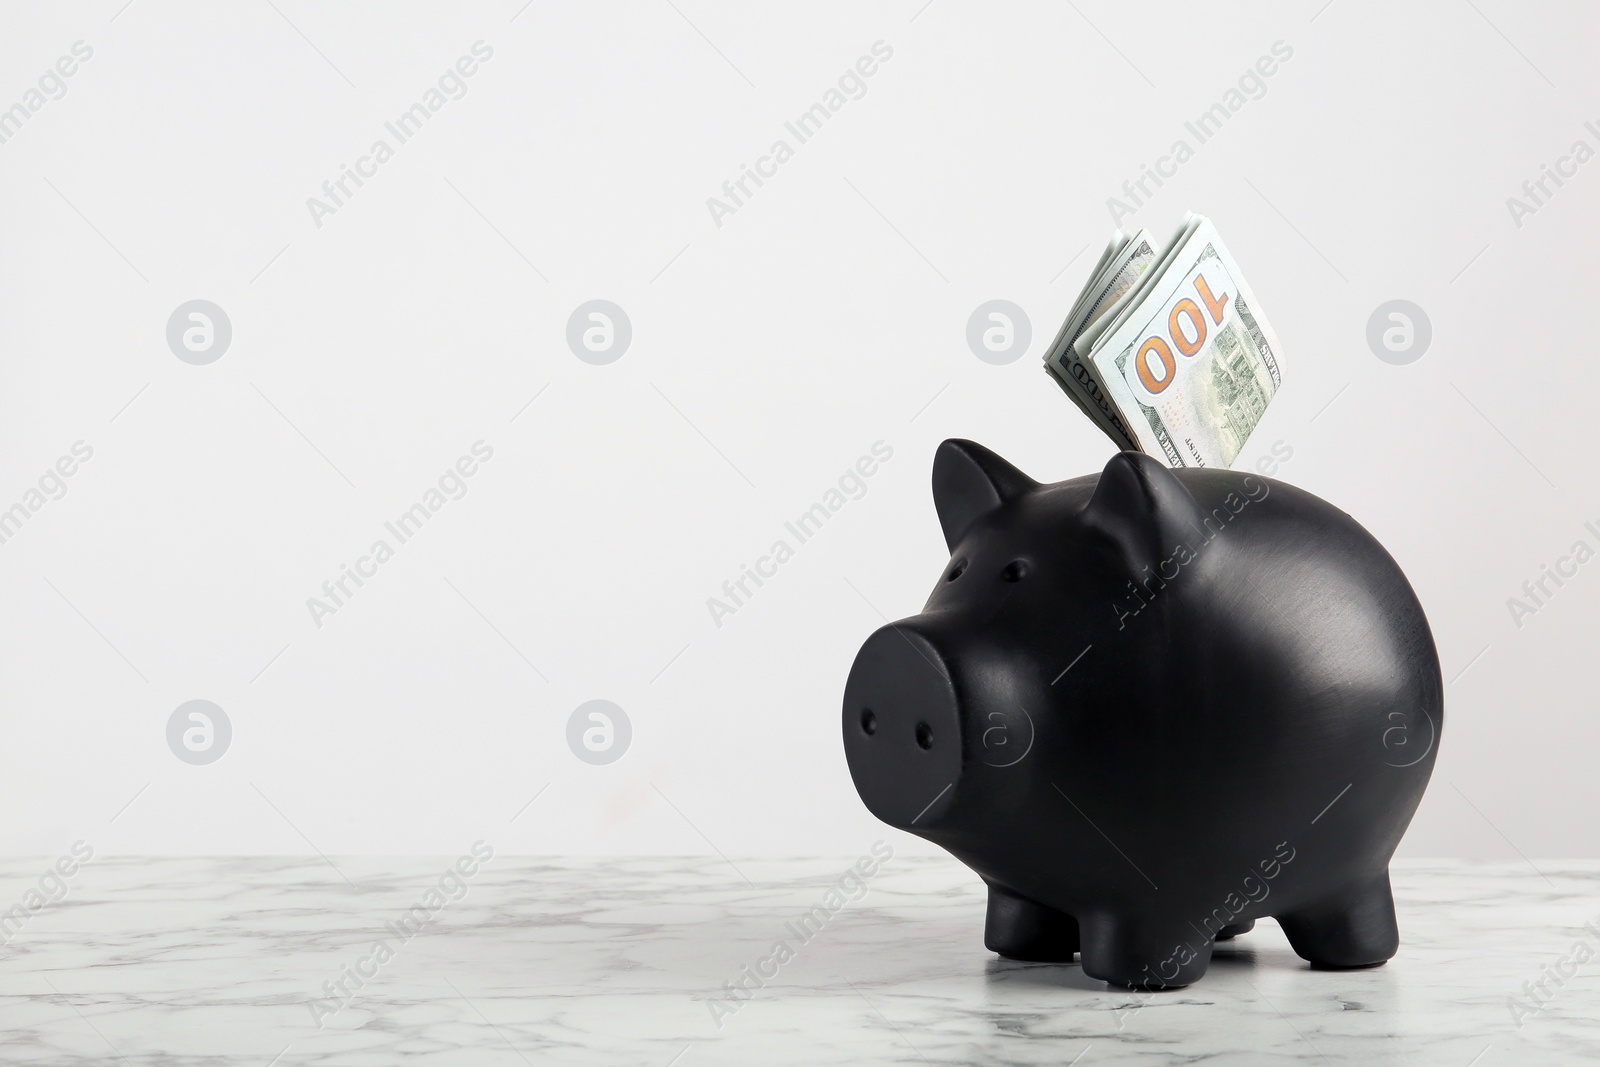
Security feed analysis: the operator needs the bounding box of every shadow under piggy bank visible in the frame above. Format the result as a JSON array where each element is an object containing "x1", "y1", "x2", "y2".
[{"x1": 842, "y1": 440, "x2": 1442, "y2": 990}]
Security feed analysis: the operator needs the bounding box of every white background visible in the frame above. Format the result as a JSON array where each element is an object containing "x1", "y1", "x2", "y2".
[{"x1": 1, "y1": 0, "x2": 1596, "y2": 860}]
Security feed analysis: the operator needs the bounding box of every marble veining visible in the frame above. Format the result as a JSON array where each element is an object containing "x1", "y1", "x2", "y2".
[{"x1": 0, "y1": 855, "x2": 1595, "y2": 1065}]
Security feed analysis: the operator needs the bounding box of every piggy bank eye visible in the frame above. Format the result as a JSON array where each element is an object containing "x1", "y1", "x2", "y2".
[
  {"x1": 1002, "y1": 560, "x2": 1029, "y2": 582},
  {"x1": 946, "y1": 560, "x2": 967, "y2": 582}
]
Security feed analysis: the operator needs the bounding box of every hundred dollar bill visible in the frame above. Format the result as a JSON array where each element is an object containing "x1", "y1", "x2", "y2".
[
  {"x1": 1042, "y1": 229, "x2": 1158, "y2": 450},
  {"x1": 1087, "y1": 218, "x2": 1284, "y2": 468},
  {"x1": 1073, "y1": 213, "x2": 1199, "y2": 359},
  {"x1": 1073, "y1": 231, "x2": 1128, "y2": 319},
  {"x1": 1045, "y1": 230, "x2": 1124, "y2": 430},
  {"x1": 1043, "y1": 250, "x2": 1122, "y2": 435},
  {"x1": 1043, "y1": 213, "x2": 1284, "y2": 468}
]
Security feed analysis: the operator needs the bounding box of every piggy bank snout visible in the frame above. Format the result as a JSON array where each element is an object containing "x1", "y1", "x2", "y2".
[{"x1": 842, "y1": 623, "x2": 964, "y2": 831}]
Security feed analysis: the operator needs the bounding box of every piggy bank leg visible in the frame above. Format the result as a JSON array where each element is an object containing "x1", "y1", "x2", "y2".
[
  {"x1": 1077, "y1": 914, "x2": 1214, "y2": 989},
  {"x1": 984, "y1": 885, "x2": 1079, "y2": 962},
  {"x1": 1216, "y1": 920, "x2": 1255, "y2": 941},
  {"x1": 1276, "y1": 870, "x2": 1399, "y2": 969}
]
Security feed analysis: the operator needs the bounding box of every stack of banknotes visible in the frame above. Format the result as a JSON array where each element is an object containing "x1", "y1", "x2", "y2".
[{"x1": 1044, "y1": 214, "x2": 1284, "y2": 468}]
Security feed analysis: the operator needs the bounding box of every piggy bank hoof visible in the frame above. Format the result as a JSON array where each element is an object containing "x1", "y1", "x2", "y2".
[
  {"x1": 984, "y1": 885, "x2": 1079, "y2": 962},
  {"x1": 1277, "y1": 873, "x2": 1400, "y2": 969},
  {"x1": 1215, "y1": 920, "x2": 1255, "y2": 941},
  {"x1": 1077, "y1": 915, "x2": 1215, "y2": 990}
]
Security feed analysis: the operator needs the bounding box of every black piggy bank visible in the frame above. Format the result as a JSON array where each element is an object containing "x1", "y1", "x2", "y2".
[{"x1": 842, "y1": 440, "x2": 1441, "y2": 989}]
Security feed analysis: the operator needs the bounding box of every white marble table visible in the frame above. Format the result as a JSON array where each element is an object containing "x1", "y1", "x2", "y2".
[{"x1": 0, "y1": 854, "x2": 1594, "y2": 1065}]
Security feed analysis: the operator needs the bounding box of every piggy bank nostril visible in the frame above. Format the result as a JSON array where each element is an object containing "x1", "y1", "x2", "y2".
[
  {"x1": 946, "y1": 560, "x2": 967, "y2": 582},
  {"x1": 1002, "y1": 560, "x2": 1029, "y2": 582},
  {"x1": 842, "y1": 625, "x2": 960, "y2": 830}
]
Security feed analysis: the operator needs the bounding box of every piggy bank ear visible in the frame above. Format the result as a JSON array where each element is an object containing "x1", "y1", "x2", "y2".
[
  {"x1": 933, "y1": 439, "x2": 1036, "y2": 551},
  {"x1": 1082, "y1": 451, "x2": 1207, "y2": 571}
]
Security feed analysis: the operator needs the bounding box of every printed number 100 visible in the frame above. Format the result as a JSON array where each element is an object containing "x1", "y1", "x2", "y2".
[{"x1": 1134, "y1": 272, "x2": 1230, "y2": 396}]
